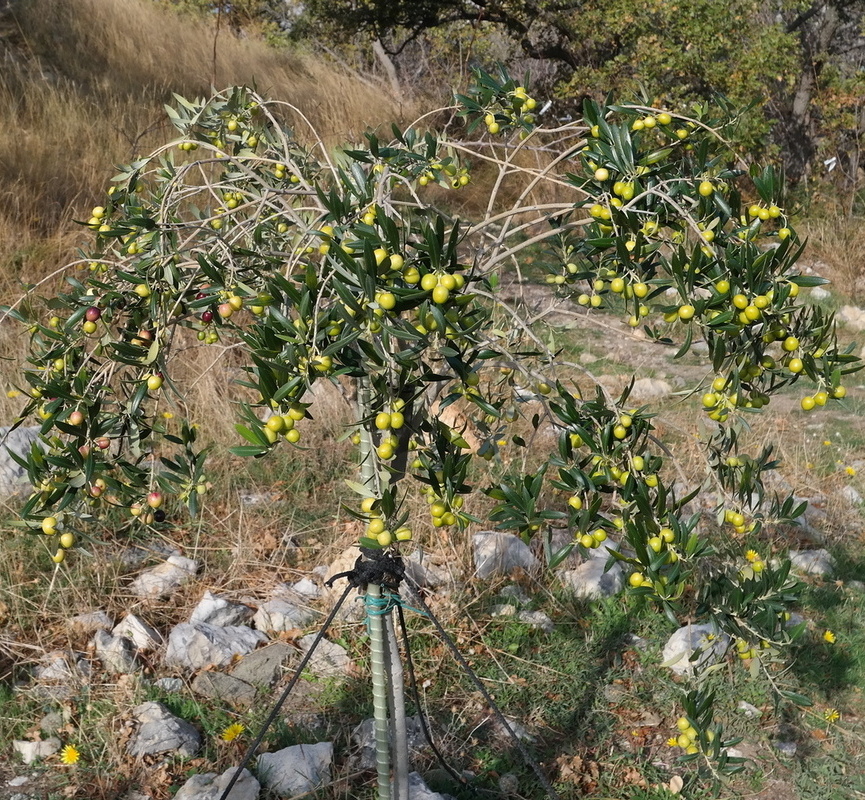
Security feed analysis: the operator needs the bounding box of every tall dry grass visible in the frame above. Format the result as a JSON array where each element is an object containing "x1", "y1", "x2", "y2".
[
  {"x1": 0, "y1": 0, "x2": 424, "y2": 423},
  {"x1": 0, "y1": 0, "x2": 418, "y2": 269}
]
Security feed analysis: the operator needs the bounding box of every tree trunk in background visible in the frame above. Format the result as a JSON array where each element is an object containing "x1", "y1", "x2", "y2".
[
  {"x1": 776, "y1": 2, "x2": 843, "y2": 184},
  {"x1": 373, "y1": 39, "x2": 403, "y2": 102}
]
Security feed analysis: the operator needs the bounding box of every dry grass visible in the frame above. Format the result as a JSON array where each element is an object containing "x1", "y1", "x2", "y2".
[
  {"x1": 0, "y1": 0, "x2": 422, "y2": 310},
  {"x1": 797, "y1": 214, "x2": 865, "y2": 300},
  {"x1": 0, "y1": 0, "x2": 429, "y2": 430}
]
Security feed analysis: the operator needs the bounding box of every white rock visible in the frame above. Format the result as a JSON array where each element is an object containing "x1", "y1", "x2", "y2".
[
  {"x1": 256, "y1": 742, "x2": 333, "y2": 797},
  {"x1": 128, "y1": 702, "x2": 201, "y2": 758},
  {"x1": 838, "y1": 305, "x2": 865, "y2": 332},
  {"x1": 839, "y1": 485, "x2": 863, "y2": 506},
  {"x1": 190, "y1": 591, "x2": 254, "y2": 627},
  {"x1": 112, "y1": 614, "x2": 164, "y2": 651},
  {"x1": 408, "y1": 771, "x2": 453, "y2": 800},
  {"x1": 173, "y1": 767, "x2": 259, "y2": 800},
  {"x1": 629, "y1": 378, "x2": 672, "y2": 402},
  {"x1": 129, "y1": 555, "x2": 199, "y2": 599},
  {"x1": 498, "y1": 585, "x2": 531, "y2": 605},
  {"x1": 164, "y1": 623, "x2": 267, "y2": 670},
  {"x1": 36, "y1": 651, "x2": 90, "y2": 682},
  {"x1": 238, "y1": 491, "x2": 279, "y2": 507},
  {"x1": 93, "y1": 631, "x2": 138, "y2": 673},
  {"x1": 298, "y1": 634, "x2": 351, "y2": 677},
  {"x1": 12, "y1": 738, "x2": 61, "y2": 764},
  {"x1": 253, "y1": 599, "x2": 317, "y2": 633},
  {"x1": 810, "y1": 286, "x2": 830, "y2": 301},
  {"x1": 154, "y1": 677, "x2": 184, "y2": 692},
  {"x1": 789, "y1": 548, "x2": 835, "y2": 577},
  {"x1": 737, "y1": 701, "x2": 762, "y2": 719},
  {"x1": 561, "y1": 559, "x2": 624, "y2": 600},
  {"x1": 7, "y1": 776, "x2": 29, "y2": 787},
  {"x1": 491, "y1": 604, "x2": 517, "y2": 619},
  {"x1": 0, "y1": 426, "x2": 42, "y2": 496},
  {"x1": 70, "y1": 610, "x2": 114, "y2": 634},
  {"x1": 321, "y1": 546, "x2": 366, "y2": 621},
  {"x1": 404, "y1": 548, "x2": 452, "y2": 589},
  {"x1": 501, "y1": 717, "x2": 534, "y2": 742},
  {"x1": 472, "y1": 532, "x2": 539, "y2": 580},
  {"x1": 289, "y1": 578, "x2": 321, "y2": 599},
  {"x1": 517, "y1": 610, "x2": 554, "y2": 633},
  {"x1": 774, "y1": 741, "x2": 798, "y2": 757},
  {"x1": 662, "y1": 624, "x2": 729, "y2": 676},
  {"x1": 351, "y1": 717, "x2": 429, "y2": 771}
]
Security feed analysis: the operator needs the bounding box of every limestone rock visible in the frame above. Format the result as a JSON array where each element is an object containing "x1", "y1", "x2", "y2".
[
  {"x1": 737, "y1": 701, "x2": 762, "y2": 719},
  {"x1": 516, "y1": 610, "x2": 554, "y2": 633},
  {"x1": 562, "y1": 559, "x2": 624, "y2": 600},
  {"x1": 403, "y1": 549, "x2": 452, "y2": 589},
  {"x1": 164, "y1": 623, "x2": 267, "y2": 670},
  {"x1": 191, "y1": 671, "x2": 256, "y2": 708},
  {"x1": 252, "y1": 598, "x2": 317, "y2": 633},
  {"x1": 352, "y1": 716, "x2": 430, "y2": 770},
  {"x1": 35, "y1": 650, "x2": 90, "y2": 682},
  {"x1": 174, "y1": 767, "x2": 259, "y2": 800},
  {"x1": 13, "y1": 738, "x2": 61, "y2": 764},
  {"x1": 231, "y1": 642, "x2": 294, "y2": 687},
  {"x1": 774, "y1": 741, "x2": 798, "y2": 757},
  {"x1": 839, "y1": 485, "x2": 863, "y2": 506},
  {"x1": 408, "y1": 772, "x2": 456, "y2": 800},
  {"x1": 112, "y1": 614, "x2": 163, "y2": 651},
  {"x1": 190, "y1": 591, "x2": 254, "y2": 627},
  {"x1": 39, "y1": 711, "x2": 64, "y2": 734},
  {"x1": 838, "y1": 305, "x2": 865, "y2": 332},
  {"x1": 629, "y1": 378, "x2": 672, "y2": 402},
  {"x1": 472, "y1": 532, "x2": 539, "y2": 580},
  {"x1": 153, "y1": 677, "x2": 184, "y2": 693},
  {"x1": 0, "y1": 426, "x2": 41, "y2": 496},
  {"x1": 117, "y1": 541, "x2": 181, "y2": 570},
  {"x1": 490, "y1": 605, "x2": 553, "y2": 632},
  {"x1": 128, "y1": 702, "x2": 201, "y2": 758},
  {"x1": 789, "y1": 548, "x2": 835, "y2": 577},
  {"x1": 662, "y1": 624, "x2": 730, "y2": 676},
  {"x1": 256, "y1": 742, "x2": 333, "y2": 797},
  {"x1": 298, "y1": 634, "x2": 351, "y2": 677},
  {"x1": 93, "y1": 631, "x2": 138, "y2": 673},
  {"x1": 810, "y1": 286, "x2": 830, "y2": 301},
  {"x1": 70, "y1": 610, "x2": 114, "y2": 635},
  {"x1": 129, "y1": 555, "x2": 199, "y2": 599},
  {"x1": 285, "y1": 578, "x2": 320, "y2": 599},
  {"x1": 321, "y1": 547, "x2": 366, "y2": 621}
]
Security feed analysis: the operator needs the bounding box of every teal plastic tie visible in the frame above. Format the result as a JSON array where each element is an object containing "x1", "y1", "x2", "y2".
[{"x1": 364, "y1": 589, "x2": 427, "y2": 619}]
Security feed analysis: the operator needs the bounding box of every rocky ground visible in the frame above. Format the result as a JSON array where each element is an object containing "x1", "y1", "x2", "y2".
[{"x1": 1, "y1": 276, "x2": 864, "y2": 800}]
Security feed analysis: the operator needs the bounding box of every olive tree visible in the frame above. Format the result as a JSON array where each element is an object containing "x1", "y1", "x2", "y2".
[{"x1": 8, "y1": 69, "x2": 859, "y2": 796}]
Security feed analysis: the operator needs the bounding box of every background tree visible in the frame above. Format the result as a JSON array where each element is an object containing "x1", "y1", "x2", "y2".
[{"x1": 294, "y1": 0, "x2": 865, "y2": 188}]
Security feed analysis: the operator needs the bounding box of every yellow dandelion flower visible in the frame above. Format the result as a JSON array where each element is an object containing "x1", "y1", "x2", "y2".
[
  {"x1": 220, "y1": 723, "x2": 245, "y2": 742},
  {"x1": 60, "y1": 744, "x2": 80, "y2": 765},
  {"x1": 845, "y1": 466, "x2": 856, "y2": 476},
  {"x1": 806, "y1": 462, "x2": 814, "y2": 469},
  {"x1": 823, "y1": 440, "x2": 831, "y2": 446},
  {"x1": 162, "y1": 411, "x2": 174, "y2": 419},
  {"x1": 745, "y1": 549, "x2": 759, "y2": 562},
  {"x1": 823, "y1": 630, "x2": 836, "y2": 644},
  {"x1": 6, "y1": 389, "x2": 20, "y2": 398},
  {"x1": 667, "y1": 737, "x2": 679, "y2": 747},
  {"x1": 824, "y1": 708, "x2": 840, "y2": 723}
]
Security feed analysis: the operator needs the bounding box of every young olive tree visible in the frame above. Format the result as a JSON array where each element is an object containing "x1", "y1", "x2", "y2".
[{"x1": 8, "y1": 69, "x2": 860, "y2": 796}]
